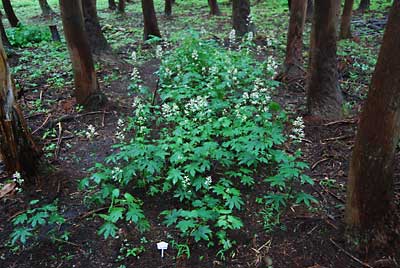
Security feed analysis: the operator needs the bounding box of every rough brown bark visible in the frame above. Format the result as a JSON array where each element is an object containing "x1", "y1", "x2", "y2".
[
  {"x1": 82, "y1": 0, "x2": 111, "y2": 55},
  {"x1": 306, "y1": 0, "x2": 342, "y2": 120},
  {"x1": 59, "y1": 0, "x2": 106, "y2": 107},
  {"x1": 165, "y1": 0, "x2": 172, "y2": 16},
  {"x1": 339, "y1": 0, "x2": 354, "y2": 39},
  {"x1": 232, "y1": 0, "x2": 252, "y2": 37},
  {"x1": 358, "y1": 0, "x2": 370, "y2": 11},
  {"x1": 118, "y1": 0, "x2": 125, "y2": 13},
  {"x1": 345, "y1": 0, "x2": 400, "y2": 230},
  {"x1": 208, "y1": 0, "x2": 221, "y2": 16},
  {"x1": 109, "y1": 0, "x2": 116, "y2": 10},
  {"x1": 280, "y1": 0, "x2": 307, "y2": 82},
  {"x1": 0, "y1": 38, "x2": 39, "y2": 180},
  {"x1": 38, "y1": 0, "x2": 55, "y2": 16},
  {"x1": 0, "y1": 11, "x2": 10, "y2": 48},
  {"x1": 141, "y1": 0, "x2": 161, "y2": 40},
  {"x1": 2, "y1": 0, "x2": 19, "y2": 27}
]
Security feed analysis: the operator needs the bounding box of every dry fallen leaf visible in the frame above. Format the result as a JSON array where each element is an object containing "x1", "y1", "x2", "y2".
[{"x1": 0, "y1": 182, "x2": 16, "y2": 199}]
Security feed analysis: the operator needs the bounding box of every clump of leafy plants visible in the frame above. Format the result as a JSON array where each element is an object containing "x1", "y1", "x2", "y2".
[
  {"x1": 81, "y1": 33, "x2": 316, "y2": 257},
  {"x1": 6, "y1": 24, "x2": 52, "y2": 47},
  {"x1": 9, "y1": 200, "x2": 66, "y2": 247}
]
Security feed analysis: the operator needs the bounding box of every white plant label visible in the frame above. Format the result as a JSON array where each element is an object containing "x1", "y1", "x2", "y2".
[{"x1": 157, "y1": 241, "x2": 168, "y2": 258}]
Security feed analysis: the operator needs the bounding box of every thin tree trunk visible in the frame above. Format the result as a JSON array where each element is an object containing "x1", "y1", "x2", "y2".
[
  {"x1": 0, "y1": 38, "x2": 39, "y2": 181},
  {"x1": 2, "y1": 0, "x2": 19, "y2": 27},
  {"x1": 339, "y1": 0, "x2": 354, "y2": 39},
  {"x1": 49, "y1": 25, "x2": 61, "y2": 42},
  {"x1": 208, "y1": 0, "x2": 221, "y2": 16},
  {"x1": 109, "y1": 0, "x2": 116, "y2": 10},
  {"x1": 141, "y1": 0, "x2": 161, "y2": 40},
  {"x1": 0, "y1": 11, "x2": 10, "y2": 48},
  {"x1": 280, "y1": 0, "x2": 307, "y2": 82},
  {"x1": 232, "y1": 0, "x2": 252, "y2": 37},
  {"x1": 38, "y1": 0, "x2": 55, "y2": 16},
  {"x1": 345, "y1": 0, "x2": 400, "y2": 230},
  {"x1": 59, "y1": 0, "x2": 106, "y2": 108},
  {"x1": 306, "y1": 0, "x2": 342, "y2": 120},
  {"x1": 358, "y1": 0, "x2": 370, "y2": 11},
  {"x1": 118, "y1": 0, "x2": 125, "y2": 13},
  {"x1": 165, "y1": 0, "x2": 172, "y2": 16},
  {"x1": 306, "y1": 0, "x2": 313, "y2": 19},
  {"x1": 82, "y1": 0, "x2": 111, "y2": 55}
]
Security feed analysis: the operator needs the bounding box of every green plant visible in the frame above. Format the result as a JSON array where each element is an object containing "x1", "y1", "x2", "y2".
[
  {"x1": 10, "y1": 199, "x2": 65, "y2": 247},
  {"x1": 6, "y1": 24, "x2": 52, "y2": 47},
  {"x1": 81, "y1": 33, "x2": 315, "y2": 257}
]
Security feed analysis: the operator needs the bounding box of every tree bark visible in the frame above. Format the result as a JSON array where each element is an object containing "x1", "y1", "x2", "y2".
[
  {"x1": 2, "y1": 0, "x2": 19, "y2": 27},
  {"x1": 306, "y1": 0, "x2": 342, "y2": 120},
  {"x1": 358, "y1": 0, "x2": 370, "y2": 11},
  {"x1": 109, "y1": 0, "x2": 116, "y2": 10},
  {"x1": 339, "y1": 0, "x2": 354, "y2": 39},
  {"x1": 49, "y1": 25, "x2": 61, "y2": 42},
  {"x1": 165, "y1": 0, "x2": 172, "y2": 16},
  {"x1": 38, "y1": 0, "x2": 55, "y2": 16},
  {"x1": 0, "y1": 11, "x2": 10, "y2": 48},
  {"x1": 208, "y1": 0, "x2": 221, "y2": 16},
  {"x1": 82, "y1": 0, "x2": 111, "y2": 55},
  {"x1": 141, "y1": 0, "x2": 161, "y2": 41},
  {"x1": 0, "y1": 38, "x2": 39, "y2": 180},
  {"x1": 280, "y1": 0, "x2": 307, "y2": 82},
  {"x1": 118, "y1": 0, "x2": 125, "y2": 13},
  {"x1": 306, "y1": 0, "x2": 313, "y2": 19},
  {"x1": 232, "y1": 0, "x2": 252, "y2": 37},
  {"x1": 345, "y1": 0, "x2": 400, "y2": 230},
  {"x1": 59, "y1": 0, "x2": 106, "y2": 107}
]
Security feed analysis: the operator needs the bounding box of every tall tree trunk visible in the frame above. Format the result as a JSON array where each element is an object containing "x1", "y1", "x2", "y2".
[
  {"x1": 0, "y1": 11, "x2": 10, "y2": 48},
  {"x1": 38, "y1": 0, "x2": 55, "y2": 16},
  {"x1": 339, "y1": 0, "x2": 354, "y2": 39},
  {"x1": 280, "y1": 0, "x2": 307, "y2": 82},
  {"x1": 208, "y1": 0, "x2": 221, "y2": 15},
  {"x1": 109, "y1": 0, "x2": 116, "y2": 10},
  {"x1": 165, "y1": 0, "x2": 172, "y2": 16},
  {"x1": 232, "y1": 0, "x2": 252, "y2": 37},
  {"x1": 358, "y1": 0, "x2": 370, "y2": 11},
  {"x1": 306, "y1": 0, "x2": 313, "y2": 19},
  {"x1": 82, "y1": 0, "x2": 111, "y2": 55},
  {"x1": 306, "y1": 0, "x2": 342, "y2": 120},
  {"x1": 345, "y1": 1, "x2": 400, "y2": 230},
  {"x1": 0, "y1": 38, "x2": 39, "y2": 181},
  {"x1": 118, "y1": 0, "x2": 125, "y2": 13},
  {"x1": 2, "y1": 0, "x2": 19, "y2": 27},
  {"x1": 141, "y1": 0, "x2": 161, "y2": 40},
  {"x1": 59, "y1": 0, "x2": 106, "y2": 107}
]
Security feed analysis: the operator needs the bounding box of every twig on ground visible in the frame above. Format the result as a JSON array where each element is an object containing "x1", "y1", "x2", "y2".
[
  {"x1": 322, "y1": 134, "x2": 354, "y2": 143},
  {"x1": 329, "y1": 239, "x2": 373, "y2": 268},
  {"x1": 54, "y1": 122, "x2": 63, "y2": 160},
  {"x1": 32, "y1": 114, "x2": 52, "y2": 134},
  {"x1": 324, "y1": 118, "x2": 357, "y2": 127},
  {"x1": 311, "y1": 158, "x2": 331, "y2": 170}
]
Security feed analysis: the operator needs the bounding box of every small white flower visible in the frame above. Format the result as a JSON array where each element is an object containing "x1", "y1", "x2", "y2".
[
  {"x1": 156, "y1": 45, "x2": 163, "y2": 59},
  {"x1": 229, "y1": 29, "x2": 236, "y2": 46},
  {"x1": 131, "y1": 51, "x2": 137, "y2": 62}
]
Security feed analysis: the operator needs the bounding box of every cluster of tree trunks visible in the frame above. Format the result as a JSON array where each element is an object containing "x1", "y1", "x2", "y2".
[{"x1": 141, "y1": 0, "x2": 161, "y2": 40}]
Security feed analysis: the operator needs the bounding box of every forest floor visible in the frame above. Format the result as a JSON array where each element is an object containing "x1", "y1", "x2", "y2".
[{"x1": 0, "y1": 1, "x2": 400, "y2": 267}]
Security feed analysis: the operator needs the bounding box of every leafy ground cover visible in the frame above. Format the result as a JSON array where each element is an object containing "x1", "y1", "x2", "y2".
[{"x1": 0, "y1": 0, "x2": 399, "y2": 268}]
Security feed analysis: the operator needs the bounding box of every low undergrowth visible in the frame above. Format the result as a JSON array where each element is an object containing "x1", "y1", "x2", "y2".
[{"x1": 80, "y1": 33, "x2": 316, "y2": 258}]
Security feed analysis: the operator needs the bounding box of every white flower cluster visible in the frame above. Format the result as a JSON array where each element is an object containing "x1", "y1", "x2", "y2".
[
  {"x1": 266, "y1": 57, "x2": 278, "y2": 77},
  {"x1": 115, "y1": 118, "x2": 126, "y2": 141},
  {"x1": 156, "y1": 45, "x2": 163, "y2": 59},
  {"x1": 133, "y1": 98, "x2": 146, "y2": 126},
  {"x1": 290, "y1": 116, "x2": 305, "y2": 142},
  {"x1": 131, "y1": 51, "x2": 137, "y2": 62},
  {"x1": 131, "y1": 67, "x2": 140, "y2": 81},
  {"x1": 229, "y1": 29, "x2": 236, "y2": 46},
  {"x1": 182, "y1": 175, "x2": 190, "y2": 188},
  {"x1": 85, "y1": 124, "x2": 98, "y2": 140},
  {"x1": 13, "y1": 171, "x2": 23, "y2": 192},
  {"x1": 184, "y1": 96, "x2": 209, "y2": 114},
  {"x1": 111, "y1": 167, "x2": 123, "y2": 182},
  {"x1": 247, "y1": 31, "x2": 254, "y2": 43},
  {"x1": 161, "y1": 103, "x2": 180, "y2": 119},
  {"x1": 204, "y1": 176, "x2": 212, "y2": 187},
  {"x1": 192, "y1": 50, "x2": 199, "y2": 61}
]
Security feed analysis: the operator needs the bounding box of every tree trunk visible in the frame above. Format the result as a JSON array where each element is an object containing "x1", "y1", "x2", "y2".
[
  {"x1": 232, "y1": 0, "x2": 252, "y2": 37},
  {"x1": 339, "y1": 0, "x2": 354, "y2": 39},
  {"x1": 208, "y1": 0, "x2": 221, "y2": 16},
  {"x1": 2, "y1": 0, "x2": 19, "y2": 27},
  {"x1": 109, "y1": 0, "x2": 116, "y2": 10},
  {"x1": 306, "y1": 0, "x2": 313, "y2": 19},
  {"x1": 118, "y1": 0, "x2": 125, "y2": 13},
  {"x1": 82, "y1": 0, "x2": 111, "y2": 55},
  {"x1": 358, "y1": 0, "x2": 370, "y2": 11},
  {"x1": 280, "y1": 0, "x2": 307, "y2": 83},
  {"x1": 38, "y1": 0, "x2": 55, "y2": 16},
  {"x1": 0, "y1": 38, "x2": 39, "y2": 181},
  {"x1": 165, "y1": 0, "x2": 172, "y2": 16},
  {"x1": 49, "y1": 25, "x2": 61, "y2": 42},
  {"x1": 345, "y1": 1, "x2": 400, "y2": 230},
  {"x1": 141, "y1": 0, "x2": 161, "y2": 41},
  {"x1": 59, "y1": 0, "x2": 106, "y2": 108},
  {"x1": 306, "y1": 0, "x2": 342, "y2": 120},
  {"x1": 0, "y1": 11, "x2": 10, "y2": 48}
]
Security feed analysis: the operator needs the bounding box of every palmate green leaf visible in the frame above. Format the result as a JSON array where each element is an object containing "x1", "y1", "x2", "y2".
[
  {"x1": 295, "y1": 192, "x2": 318, "y2": 207},
  {"x1": 12, "y1": 213, "x2": 28, "y2": 225},
  {"x1": 225, "y1": 195, "x2": 244, "y2": 210},
  {"x1": 226, "y1": 215, "x2": 243, "y2": 229},
  {"x1": 98, "y1": 222, "x2": 117, "y2": 239},
  {"x1": 28, "y1": 212, "x2": 48, "y2": 227},
  {"x1": 167, "y1": 168, "x2": 183, "y2": 185},
  {"x1": 108, "y1": 207, "x2": 125, "y2": 223},
  {"x1": 192, "y1": 225, "x2": 212, "y2": 242},
  {"x1": 161, "y1": 209, "x2": 180, "y2": 227},
  {"x1": 10, "y1": 227, "x2": 33, "y2": 245}
]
